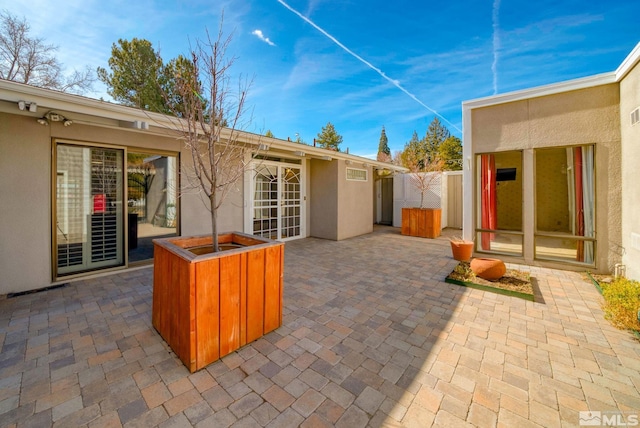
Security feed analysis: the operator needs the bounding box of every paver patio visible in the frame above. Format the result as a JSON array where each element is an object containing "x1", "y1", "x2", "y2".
[{"x1": 1, "y1": 226, "x2": 639, "y2": 427}]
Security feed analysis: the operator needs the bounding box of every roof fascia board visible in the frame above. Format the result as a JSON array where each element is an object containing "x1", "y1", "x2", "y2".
[
  {"x1": 0, "y1": 79, "x2": 405, "y2": 171},
  {"x1": 615, "y1": 41, "x2": 640, "y2": 81},
  {"x1": 462, "y1": 72, "x2": 617, "y2": 110}
]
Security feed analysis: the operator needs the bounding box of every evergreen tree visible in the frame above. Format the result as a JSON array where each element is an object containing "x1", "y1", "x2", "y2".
[
  {"x1": 97, "y1": 38, "x2": 167, "y2": 112},
  {"x1": 400, "y1": 130, "x2": 426, "y2": 170},
  {"x1": 376, "y1": 126, "x2": 391, "y2": 162},
  {"x1": 265, "y1": 130, "x2": 274, "y2": 138},
  {"x1": 423, "y1": 117, "x2": 450, "y2": 163},
  {"x1": 439, "y1": 136, "x2": 463, "y2": 170},
  {"x1": 316, "y1": 122, "x2": 343, "y2": 151}
]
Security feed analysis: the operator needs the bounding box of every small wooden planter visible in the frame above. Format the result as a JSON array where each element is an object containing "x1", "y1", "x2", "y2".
[
  {"x1": 152, "y1": 232, "x2": 284, "y2": 372},
  {"x1": 401, "y1": 207, "x2": 442, "y2": 238}
]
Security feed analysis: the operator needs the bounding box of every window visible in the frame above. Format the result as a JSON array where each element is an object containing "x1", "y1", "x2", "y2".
[
  {"x1": 534, "y1": 146, "x2": 595, "y2": 265},
  {"x1": 346, "y1": 168, "x2": 367, "y2": 181},
  {"x1": 475, "y1": 151, "x2": 523, "y2": 256}
]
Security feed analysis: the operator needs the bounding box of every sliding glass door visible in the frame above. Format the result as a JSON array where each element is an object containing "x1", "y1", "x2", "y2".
[
  {"x1": 535, "y1": 145, "x2": 595, "y2": 265},
  {"x1": 475, "y1": 151, "x2": 523, "y2": 255},
  {"x1": 127, "y1": 151, "x2": 178, "y2": 263},
  {"x1": 55, "y1": 143, "x2": 124, "y2": 276}
]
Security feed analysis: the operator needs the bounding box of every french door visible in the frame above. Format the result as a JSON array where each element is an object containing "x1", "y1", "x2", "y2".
[
  {"x1": 251, "y1": 161, "x2": 304, "y2": 240},
  {"x1": 55, "y1": 143, "x2": 124, "y2": 276}
]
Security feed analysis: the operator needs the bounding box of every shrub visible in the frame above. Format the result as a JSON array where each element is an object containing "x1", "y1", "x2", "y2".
[{"x1": 601, "y1": 277, "x2": 640, "y2": 332}]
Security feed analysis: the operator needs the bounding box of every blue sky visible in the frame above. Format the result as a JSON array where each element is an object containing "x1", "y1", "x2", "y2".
[{"x1": 5, "y1": 0, "x2": 640, "y2": 157}]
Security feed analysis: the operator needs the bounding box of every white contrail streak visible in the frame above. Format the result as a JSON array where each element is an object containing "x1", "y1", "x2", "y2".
[
  {"x1": 491, "y1": 0, "x2": 501, "y2": 95},
  {"x1": 277, "y1": 0, "x2": 462, "y2": 134}
]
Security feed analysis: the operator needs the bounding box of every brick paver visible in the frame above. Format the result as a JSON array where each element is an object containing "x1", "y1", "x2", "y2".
[{"x1": 0, "y1": 226, "x2": 639, "y2": 427}]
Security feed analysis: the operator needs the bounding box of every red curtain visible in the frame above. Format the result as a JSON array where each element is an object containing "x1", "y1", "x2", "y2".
[
  {"x1": 574, "y1": 147, "x2": 585, "y2": 261},
  {"x1": 481, "y1": 154, "x2": 497, "y2": 250}
]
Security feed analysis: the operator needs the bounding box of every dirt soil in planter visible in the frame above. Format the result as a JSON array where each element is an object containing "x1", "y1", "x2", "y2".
[{"x1": 447, "y1": 261, "x2": 533, "y2": 295}]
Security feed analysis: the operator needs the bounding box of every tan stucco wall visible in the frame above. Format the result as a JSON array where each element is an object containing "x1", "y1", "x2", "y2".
[
  {"x1": 337, "y1": 162, "x2": 373, "y2": 240},
  {"x1": 0, "y1": 114, "x2": 53, "y2": 294},
  {"x1": 309, "y1": 159, "x2": 338, "y2": 240},
  {"x1": 0, "y1": 112, "x2": 240, "y2": 294},
  {"x1": 308, "y1": 159, "x2": 374, "y2": 241},
  {"x1": 471, "y1": 84, "x2": 622, "y2": 272},
  {"x1": 620, "y1": 62, "x2": 640, "y2": 280}
]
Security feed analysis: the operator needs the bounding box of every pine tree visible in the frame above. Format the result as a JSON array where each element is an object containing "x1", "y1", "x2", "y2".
[
  {"x1": 377, "y1": 126, "x2": 391, "y2": 162},
  {"x1": 316, "y1": 122, "x2": 343, "y2": 151},
  {"x1": 400, "y1": 131, "x2": 426, "y2": 170},
  {"x1": 439, "y1": 136, "x2": 463, "y2": 170},
  {"x1": 265, "y1": 129, "x2": 274, "y2": 138},
  {"x1": 97, "y1": 38, "x2": 167, "y2": 112},
  {"x1": 423, "y1": 117, "x2": 450, "y2": 163}
]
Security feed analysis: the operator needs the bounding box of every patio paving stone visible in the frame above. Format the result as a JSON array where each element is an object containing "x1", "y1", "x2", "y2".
[{"x1": 0, "y1": 226, "x2": 639, "y2": 427}]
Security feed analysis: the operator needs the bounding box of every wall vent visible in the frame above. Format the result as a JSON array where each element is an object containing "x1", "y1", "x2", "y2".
[{"x1": 631, "y1": 107, "x2": 640, "y2": 126}]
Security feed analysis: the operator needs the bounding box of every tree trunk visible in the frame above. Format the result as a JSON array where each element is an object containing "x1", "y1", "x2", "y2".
[{"x1": 211, "y1": 194, "x2": 219, "y2": 252}]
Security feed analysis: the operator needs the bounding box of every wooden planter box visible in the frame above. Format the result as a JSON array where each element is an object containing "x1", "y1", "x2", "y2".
[
  {"x1": 401, "y1": 207, "x2": 442, "y2": 238},
  {"x1": 152, "y1": 232, "x2": 284, "y2": 372}
]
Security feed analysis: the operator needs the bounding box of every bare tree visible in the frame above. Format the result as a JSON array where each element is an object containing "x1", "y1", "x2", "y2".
[
  {"x1": 405, "y1": 149, "x2": 445, "y2": 208},
  {"x1": 0, "y1": 10, "x2": 94, "y2": 93},
  {"x1": 168, "y1": 18, "x2": 256, "y2": 252}
]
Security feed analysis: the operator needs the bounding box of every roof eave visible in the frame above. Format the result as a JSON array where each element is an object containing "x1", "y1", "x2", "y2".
[
  {"x1": 462, "y1": 72, "x2": 617, "y2": 110},
  {"x1": 0, "y1": 79, "x2": 406, "y2": 172}
]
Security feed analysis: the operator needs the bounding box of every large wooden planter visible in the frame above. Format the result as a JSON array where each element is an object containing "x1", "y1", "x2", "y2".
[
  {"x1": 401, "y1": 207, "x2": 442, "y2": 238},
  {"x1": 152, "y1": 232, "x2": 284, "y2": 372}
]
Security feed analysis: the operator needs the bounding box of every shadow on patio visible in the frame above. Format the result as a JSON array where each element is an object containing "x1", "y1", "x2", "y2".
[{"x1": 1, "y1": 226, "x2": 639, "y2": 427}]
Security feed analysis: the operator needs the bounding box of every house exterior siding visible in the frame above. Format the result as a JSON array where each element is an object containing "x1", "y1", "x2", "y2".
[
  {"x1": 469, "y1": 85, "x2": 622, "y2": 273},
  {"x1": 620, "y1": 54, "x2": 640, "y2": 279},
  {"x1": 0, "y1": 80, "x2": 403, "y2": 294},
  {"x1": 464, "y1": 42, "x2": 640, "y2": 277}
]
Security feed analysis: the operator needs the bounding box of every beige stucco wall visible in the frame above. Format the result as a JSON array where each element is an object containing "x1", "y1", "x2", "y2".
[
  {"x1": 0, "y1": 114, "x2": 53, "y2": 294},
  {"x1": 0, "y1": 112, "x2": 239, "y2": 294},
  {"x1": 309, "y1": 159, "x2": 338, "y2": 240},
  {"x1": 337, "y1": 162, "x2": 373, "y2": 240},
  {"x1": 309, "y1": 159, "x2": 374, "y2": 241},
  {"x1": 620, "y1": 62, "x2": 640, "y2": 280},
  {"x1": 471, "y1": 84, "x2": 622, "y2": 273}
]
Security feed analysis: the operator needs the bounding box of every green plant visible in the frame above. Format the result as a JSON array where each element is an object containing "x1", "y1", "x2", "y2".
[
  {"x1": 453, "y1": 261, "x2": 476, "y2": 280},
  {"x1": 601, "y1": 277, "x2": 640, "y2": 332}
]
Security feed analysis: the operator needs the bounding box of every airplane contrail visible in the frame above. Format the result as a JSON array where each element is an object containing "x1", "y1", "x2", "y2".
[
  {"x1": 492, "y1": 0, "x2": 501, "y2": 95},
  {"x1": 277, "y1": 0, "x2": 462, "y2": 134}
]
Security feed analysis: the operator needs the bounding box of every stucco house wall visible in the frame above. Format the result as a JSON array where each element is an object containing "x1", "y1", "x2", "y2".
[
  {"x1": 309, "y1": 158, "x2": 338, "y2": 240},
  {"x1": 0, "y1": 113, "x2": 52, "y2": 294},
  {"x1": 337, "y1": 161, "x2": 373, "y2": 240},
  {"x1": 466, "y1": 83, "x2": 622, "y2": 273},
  {"x1": 0, "y1": 80, "x2": 403, "y2": 294},
  {"x1": 620, "y1": 54, "x2": 640, "y2": 279},
  {"x1": 309, "y1": 159, "x2": 375, "y2": 241},
  {"x1": 0, "y1": 111, "x2": 226, "y2": 294}
]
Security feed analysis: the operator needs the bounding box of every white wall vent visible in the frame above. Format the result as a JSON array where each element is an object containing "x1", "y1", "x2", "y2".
[{"x1": 631, "y1": 107, "x2": 640, "y2": 126}]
